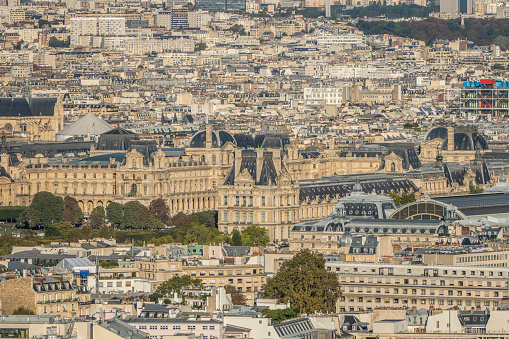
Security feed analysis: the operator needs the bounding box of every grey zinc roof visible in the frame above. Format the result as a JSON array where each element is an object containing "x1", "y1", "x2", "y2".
[
  {"x1": 56, "y1": 113, "x2": 114, "y2": 138},
  {"x1": 101, "y1": 318, "x2": 148, "y2": 339}
]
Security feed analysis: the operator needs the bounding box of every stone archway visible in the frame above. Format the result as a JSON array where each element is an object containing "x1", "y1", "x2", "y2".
[{"x1": 87, "y1": 201, "x2": 94, "y2": 213}]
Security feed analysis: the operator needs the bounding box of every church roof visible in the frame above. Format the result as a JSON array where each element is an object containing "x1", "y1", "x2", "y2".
[{"x1": 0, "y1": 97, "x2": 58, "y2": 117}]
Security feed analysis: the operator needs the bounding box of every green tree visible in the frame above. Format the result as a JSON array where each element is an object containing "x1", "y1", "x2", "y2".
[
  {"x1": 44, "y1": 222, "x2": 78, "y2": 242},
  {"x1": 241, "y1": 225, "x2": 269, "y2": 246},
  {"x1": 48, "y1": 37, "x2": 69, "y2": 48},
  {"x1": 44, "y1": 225, "x2": 61, "y2": 237},
  {"x1": 14, "y1": 40, "x2": 24, "y2": 50},
  {"x1": 224, "y1": 285, "x2": 247, "y2": 305},
  {"x1": 389, "y1": 191, "x2": 416, "y2": 206},
  {"x1": 227, "y1": 24, "x2": 247, "y2": 35},
  {"x1": 137, "y1": 205, "x2": 153, "y2": 229},
  {"x1": 38, "y1": 19, "x2": 51, "y2": 28},
  {"x1": 64, "y1": 196, "x2": 82, "y2": 225},
  {"x1": 12, "y1": 306, "x2": 35, "y2": 315},
  {"x1": 260, "y1": 308, "x2": 299, "y2": 323},
  {"x1": 99, "y1": 225, "x2": 115, "y2": 238},
  {"x1": 195, "y1": 42, "x2": 207, "y2": 52},
  {"x1": 149, "y1": 198, "x2": 169, "y2": 221},
  {"x1": 183, "y1": 223, "x2": 216, "y2": 244},
  {"x1": 0, "y1": 206, "x2": 28, "y2": 223},
  {"x1": 152, "y1": 276, "x2": 202, "y2": 298},
  {"x1": 0, "y1": 234, "x2": 16, "y2": 256},
  {"x1": 28, "y1": 192, "x2": 64, "y2": 228},
  {"x1": 231, "y1": 229, "x2": 242, "y2": 246},
  {"x1": 78, "y1": 224, "x2": 93, "y2": 240},
  {"x1": 263, "y1": 250, "x2": 341, "y2": 314},
  {"x1": 123, "y1": 201, "x2": 145, "y2": 229},
  {"x1": 99, "y1": 260, "x2": 118, "y2": 268},
  {"x1": 90, "y1": 206, "x2": 106, "y2": 228},
  {"x1": 469, "y1": 184, "x2": 484, "y2": 194},
  {"x1": 106, "y1": 202, "x2": 123, "y2": 226}
]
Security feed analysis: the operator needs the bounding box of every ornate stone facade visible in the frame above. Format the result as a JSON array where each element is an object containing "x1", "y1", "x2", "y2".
[
  {"x1": 0, "y1": 126, "x2": 497, "y2": 242},
  {"x1": 0, "y1": 97, "x2": 64, "y2": 142}
]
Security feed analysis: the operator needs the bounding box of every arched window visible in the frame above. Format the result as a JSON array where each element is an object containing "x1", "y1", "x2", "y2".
[
  {"x1": 391, "y1": 162, "x2": 396, "y2": 172},
  {"x1": 130, "y1": 184, "x2": 137, "y2": 196}
]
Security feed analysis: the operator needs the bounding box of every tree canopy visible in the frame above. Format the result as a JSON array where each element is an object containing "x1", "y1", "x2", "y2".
[
  {"x1": 27, "y1": 192, "x2": 64, "y2": 228},
  {"x1": 261, "y1": 308, "x2": 299, "y2": 323},
  {"x1": 224, "y1": 285, "x2": 247, "y2": 306},
  {"x1": 356, "y1": 18, "x2": 509, "y2": 48},
  {"x1": 263, "y1": 250, "x2": 341, "y2": 313},
  {"x1": 389, "y1": 192, "x2": 416, "y2": 206},
  {"x1": 152, "y1": 275, "x2": 202, "y2": 298},
  {"x1": 106, "y1": 202, "x2": 123, "y2": 226},
  {"x1": 149, "y1": 198, "x2": 169, "y2": 223},
  {"x1": 63, "y1": 196, "x2": 82, "y2": 225},
  {"x1": 90, "y1": 206, "x2": 106, "y2": 228}
]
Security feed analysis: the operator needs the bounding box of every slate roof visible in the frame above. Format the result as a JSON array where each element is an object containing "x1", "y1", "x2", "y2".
[
  {"x1": 97, "y1": 127, "x2": 138, "y2": 151},
  {"x1": 425, "y1": 126, "x2": 488, "y2": 150},
  {"x1": 189, "y1": 130, "x2": 236, "y2": 148},
  {"x1": 433, "y1": 192, "x2": 509, "y2": 215},
  {"x1": 298, "y1": 174, "x2": 418, "y2": 204},
  {"x1": 458, "y1": 310, "x2": 489, "y2": 327},
  {"x1": 222, "y1": 246, "x2": 250, "y2": 257},
  {"x1": 234, "y1": 133, "x2": 256, "y2": 149},
  {"x1": 77, "y1": 152, "x2": 125, "y2": 165},
  {"x1": 274, "y1": 318, "x2": 314, "y2": 338},
  {"x1": 224, "y1": 150, "x2": 280, "y2": 186},
  {"x1": 100, "y1": 318, "x2": 148, "y2": 339},
  {"x1": 444, "y1": 162, "x2": 490, "y2": 186},
  {"x1": 0, "y1": 97, "x2": 57, "y2": 117}
]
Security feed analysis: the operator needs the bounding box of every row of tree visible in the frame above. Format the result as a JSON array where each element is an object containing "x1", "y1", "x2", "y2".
[
  {"x1": 19, "y1": 192, "x2": 173, "y2": 229},
  {"x1": 18, "y1": 192, "x2": 271, "y2": 247}
]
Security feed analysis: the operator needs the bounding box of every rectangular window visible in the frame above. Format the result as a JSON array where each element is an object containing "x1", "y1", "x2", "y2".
[{"x1": 261, "y1": 211, "x2": 265, "y2": 222}]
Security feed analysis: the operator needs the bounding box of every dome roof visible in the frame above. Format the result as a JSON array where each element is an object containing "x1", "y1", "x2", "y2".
[
  {"x1": 189, "y1": 130, "x2": 236, "y2": 148},
  {"x1": 425, "y1": 126, "x2": 488, "y2": 151},
  {"x1": 340, "y1": 232, "x2": 353, "y2": 247}
]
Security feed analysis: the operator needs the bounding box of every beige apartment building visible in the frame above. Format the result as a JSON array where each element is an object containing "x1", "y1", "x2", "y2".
[
  {"x1": 326, "y1": 262, "x2": 509, "y2": 313},
  {"x1": 0, "y1": 276, "x2": 91, "y2": 317},
  {"x1": 422, "y1": 249, "x2": 509, "y2": 268},
  {"x1": 136, "y1": 258, "x2": 266, "y2": 305}
]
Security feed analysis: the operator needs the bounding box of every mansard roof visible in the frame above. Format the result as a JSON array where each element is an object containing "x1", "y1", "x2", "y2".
[
  {"x1": 0, "y1": 97, "x2": 58, "y2": 117},
  {"x1": 298, "y1": 174, "x2": 418, "y2": 204},
  {"x1": 224, "y1": 150, "x2": 280, "y2": 186}
]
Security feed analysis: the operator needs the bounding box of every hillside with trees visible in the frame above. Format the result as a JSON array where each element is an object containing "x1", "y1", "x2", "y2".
[
  {"x1": 345, "y1": 3, "x2": 438, "y2": 19},
  {"x1": 356, "y1": 18, "x2": 509, "y2": 48}
]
